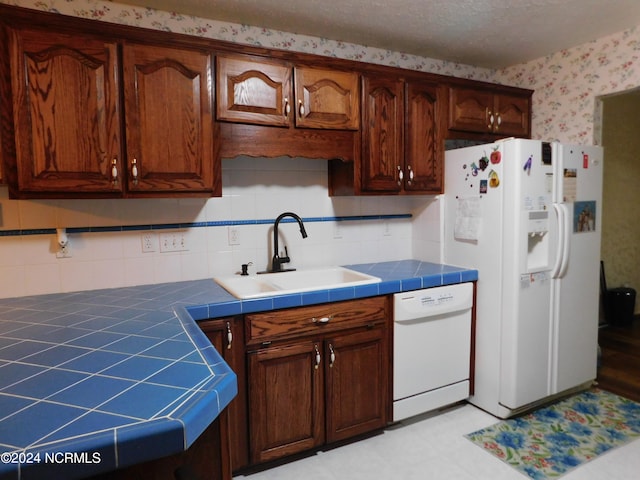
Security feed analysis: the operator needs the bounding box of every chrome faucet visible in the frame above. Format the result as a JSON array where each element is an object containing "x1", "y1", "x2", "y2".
[{"x1": 268, "y1": 212, "x2": 308, "y2": 273}]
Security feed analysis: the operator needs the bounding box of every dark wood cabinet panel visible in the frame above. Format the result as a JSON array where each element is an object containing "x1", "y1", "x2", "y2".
[
  {"x1": 494, "y1": 94, "x2": 530, "y2": 137},
  {"x1": 217, "y1": 55, "x2": 359, "y2": 130},
  {"x1": 325, "y1": 326, "x2": 388, "y2": 443},
  {"x1": 122, "y1": 43, "x2": 215, "y2": 194},
  {"x1": 245, "y1": 296, "x2": 390, "y2": 467},
  {"x1": 7, "y1": 28, "x2": 123, "y2": 194},
  {"x1": 357, "y1": 75, "x2": 443, "y2": 194},
  {"x1": 448, "y1": 86, "x2": 531, "y2": 137},
  {"x1": 248, "y1": 340, "x2": 325, "y2": 463},
  {"x1": 216, "y1": 56, "x2": 291, "y2": 127},
  {"x1": 361, "y1": 75, "x2": 405, "y2": 192},
  {"x1": 1, "y1": 12, "x2": 218, "y2": 198},
  {"x1": 245, "y1": 296, "x2": 387, "y2": 345},
  {"x1": 199, "y1": 317, "x2": 248, "y2": 473},
  {"x1": 404, "y1": 81, "x2": 443, "y2": 193},
  {"x1": 294, "y1": 66, "x2": 359, "y2": 130}
]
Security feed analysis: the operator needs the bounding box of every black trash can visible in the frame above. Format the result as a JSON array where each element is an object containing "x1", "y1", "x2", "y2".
[{"x1": 606, "y1": 287, "x2": 636, "y2": 326}]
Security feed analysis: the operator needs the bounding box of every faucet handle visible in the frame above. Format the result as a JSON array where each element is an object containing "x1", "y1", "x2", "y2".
[{"x1": 277, "y1": 246, "x2": 291, "y2": 265}]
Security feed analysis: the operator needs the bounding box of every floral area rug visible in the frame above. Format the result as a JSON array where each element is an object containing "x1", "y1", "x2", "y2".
[{"x1": 465, "y1": 389, "x2": 640, "y2": 479}]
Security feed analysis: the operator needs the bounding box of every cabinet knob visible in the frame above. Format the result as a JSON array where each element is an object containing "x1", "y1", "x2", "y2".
[
  {"x1": 226, "y1": 321, "x2": 233, "y2": 349},
  {"x1": 314, "y1": 344, "x2": 321, "y2": 370},
  {"x1": 131, "y1": 158, "x2": 139, "y2": 185},
  {"x1": 329, "y1": 343, "x2": 335, "y2": 367},
  {"x1": 397, "y1": 165, "x2": 404, "y2": 186},
  {"x1": 284, "y1": 97, "x2": 291, "y2": 117},
  {"x1": 495, "y1": 113, "x2": 502, "y2": 131},
  {"x1": 298, "y1": 99, "x2": 305, "y2": 117},
  {"x1": 312, "y1": 315, "x2": 332, "y2": 324},
  {"x1": 486, "y1": 108, "x2": 494, "y2": 129},
  {"x1": 407, "y1": 165, "x2": 414, "y2": 184},
  {"x1": 111, "y1": 158, "x2": 119, "y2": 185}
]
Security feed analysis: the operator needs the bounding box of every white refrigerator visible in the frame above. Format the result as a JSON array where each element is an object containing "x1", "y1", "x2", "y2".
[{"x1": 442, "y1": 138, "x2": 603, "y2": 418}]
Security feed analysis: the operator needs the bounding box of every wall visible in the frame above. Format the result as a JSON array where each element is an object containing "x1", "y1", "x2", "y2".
[{"x1": 495, "y1": 26, "x2": 640, "y2": 142}]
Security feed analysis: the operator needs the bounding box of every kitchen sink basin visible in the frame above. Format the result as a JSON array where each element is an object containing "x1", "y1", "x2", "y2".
[{"x1": 214, "y1": 266, "x2": 381, "y2": 299}]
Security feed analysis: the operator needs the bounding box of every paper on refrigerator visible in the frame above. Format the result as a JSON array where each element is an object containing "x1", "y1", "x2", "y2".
[{"x1": 454, "y1": 196, "x2": 482, "y2": 241}]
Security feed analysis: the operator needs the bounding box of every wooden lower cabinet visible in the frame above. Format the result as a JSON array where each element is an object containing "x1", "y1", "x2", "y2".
[
  {"x1": 199, "y1": 317, "x2": 249, "y2": 473},
  {"x1": 248, "y1": 340, "x2": 325, "y2": 464},
  {"x1": 89, "y1": 418, "x2": 227, "y2": 480},
  {"x1": 246, "y1": 296, "x2": 390, "y2": 466},
  {"x1": 324, "y1": 326, "x2": 388, "y2": 443}
]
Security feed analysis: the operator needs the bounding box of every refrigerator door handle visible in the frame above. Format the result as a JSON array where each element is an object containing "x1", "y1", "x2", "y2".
[
  {"x1": 551, "y1": 203, "x2": 565, "y2": 278},
  {"x1": 551, "y1": 203, "x2": 571, "y2": 279},
  {"x1": 558, "y1": 203, "x2": 572, "y2": 278}
]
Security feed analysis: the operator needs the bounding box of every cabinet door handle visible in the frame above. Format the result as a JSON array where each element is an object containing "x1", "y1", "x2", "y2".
[
  {"x1": 314, "y1": 344, "x2": 321, "y2": 370},
  {"x1": 284, "y1": 97, "x2": 291, "y2": 117},
  {"x1": 397, "y1": 165, "x2": 404, "y2": 186},
  {"x1": 328, "y1": 343, "x2": 335, "y2": 367},
  {"x1": 495, "y1": 113, "x2": 502, "y2": 130},
  {"x1": 226, "y1": 321, "x2": 233, "y2": 349},
  {"x1": 486, "y1": 108, "x2": 494, "y2": 129},
  {"x1": 111, "y1": 158, "x2": 119, "y2": 185},
  {"x1": 312, "y1": 315, "x2": 332, "y2": 324},
  {"x1": 407, "y1": 165, "x2": 414, "y2": 184},
  {"x1": 131, "y1": 158, "x2": 139, "y2": 185},
  {"x1": 298, "y1": 99, "x2": 305, "y2": 117}
]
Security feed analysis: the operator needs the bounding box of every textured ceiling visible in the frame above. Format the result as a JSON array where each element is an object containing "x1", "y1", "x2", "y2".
[{"x1": 113, "y1": 0, "x2": 640, "y2": 68}]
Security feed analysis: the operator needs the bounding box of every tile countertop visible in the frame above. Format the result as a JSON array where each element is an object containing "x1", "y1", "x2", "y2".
[{"x1": 0, "y1": 260, "x2": 476, "y2": 480}]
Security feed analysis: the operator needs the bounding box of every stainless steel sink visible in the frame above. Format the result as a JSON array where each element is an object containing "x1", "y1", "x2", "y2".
[{"x1": 214, "y1": 266, "x2": 381, "y2": 299}]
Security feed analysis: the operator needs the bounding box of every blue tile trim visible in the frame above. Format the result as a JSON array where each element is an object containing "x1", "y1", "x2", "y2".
[{"x1": 0, "y1": 214, "x2": 412, "y2": 237}]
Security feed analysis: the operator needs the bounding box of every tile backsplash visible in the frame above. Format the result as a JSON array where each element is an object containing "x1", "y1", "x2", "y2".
[{"x1": 0, "y1": 157, "x2": 431, "y2": 298}]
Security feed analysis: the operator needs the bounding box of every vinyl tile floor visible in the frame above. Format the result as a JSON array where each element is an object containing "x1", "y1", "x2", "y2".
[{"x1": 234, "y1": 402, "x2": 640, "y2": 480}]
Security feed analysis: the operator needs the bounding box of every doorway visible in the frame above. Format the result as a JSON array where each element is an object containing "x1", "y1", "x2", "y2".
[
  {"x1": 593, "y1": 89, "x2": 640, "y2": 402},
  {"x1": 598, "y1": 89, "x2": 640, "y2": 308}
]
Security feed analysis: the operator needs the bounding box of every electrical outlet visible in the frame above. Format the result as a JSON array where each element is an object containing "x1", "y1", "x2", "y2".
[
  {"x1": 159, "y1": 231, "x2": 188, "y2": 252},
  {"x1": 141, "y1": 232, "x2": 157, "y2": 253},
  {"x1": 228, "y1": 226, "x2": 240, "y2": 246},
  {"x1": 383, "y1": 221, "x2": 392, "y2": 236},
  {"x1": 333, "y1": 223, "x2": 343, "y2": 239}
]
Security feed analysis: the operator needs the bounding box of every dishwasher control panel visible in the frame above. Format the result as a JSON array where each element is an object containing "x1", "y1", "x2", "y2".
[{"x1": 394, "y1": 282, "x2": 473, "y2": 321}]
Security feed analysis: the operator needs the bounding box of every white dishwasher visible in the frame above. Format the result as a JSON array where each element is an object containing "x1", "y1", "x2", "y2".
[{"x1": 393, "y1": 282, "x2": 473, "y2": 421}]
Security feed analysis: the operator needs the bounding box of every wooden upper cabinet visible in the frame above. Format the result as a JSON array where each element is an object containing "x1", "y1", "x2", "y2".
[
  {"x1": 494, "y1": 93, "x2": 530, "y2": 137},
  {"x1": 8, "y1": 28, "x2": 123, "y2": 194},
  {"x1": 294, "y1": 67, "x2": 359, "y2": 129},
  {"x1": 122, "y1": 43, "x2": 215, "y2": 194},
  {"x1": 448, "y1": 86, "x2": 531, "y2": 137},
  {"x1": 359, "y1": 75, "x2": 442, "y2": 194},
  {"x1": 216, "y1": 55, "x2": 291, "y2": 127},
  {"x1": 404, "y1": 81, "x2": 442, "y2": 193},
  {"x1": 3, "y1": 22, "x2": 217, "y2": 198},
  {"x1": 361, "y1": 75, "x2": 404, "y2": 192},
  {"x1": 216, "y1": 55, "x2": 359, "y2": 130}
]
